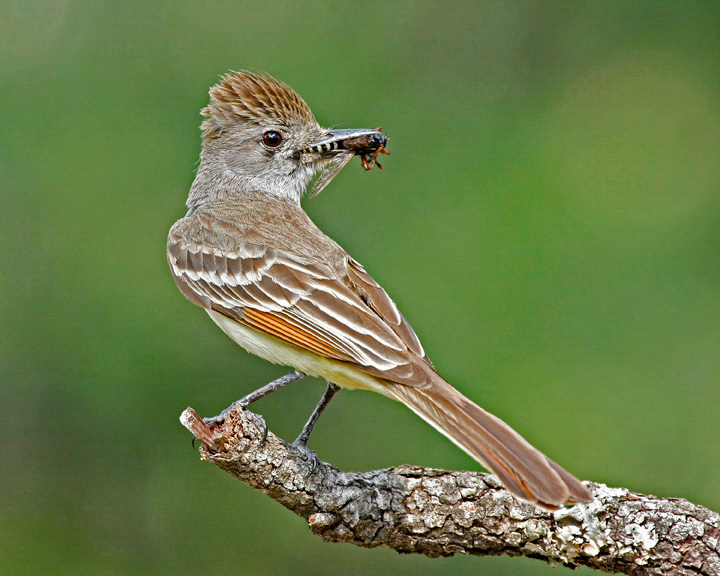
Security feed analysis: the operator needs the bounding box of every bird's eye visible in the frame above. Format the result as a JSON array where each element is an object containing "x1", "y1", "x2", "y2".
[{"x1": 262, "y1": 131, "x2": 283, "y2": 148}]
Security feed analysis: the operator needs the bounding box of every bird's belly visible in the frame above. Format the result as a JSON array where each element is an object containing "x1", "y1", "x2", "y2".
[{"x1": 206, "y1": 310, "x2": 391, "y2": 396}]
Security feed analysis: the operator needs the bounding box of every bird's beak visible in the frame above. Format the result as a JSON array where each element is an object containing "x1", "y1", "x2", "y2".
[
  {"x1": 300, "y1": 128, "x2": 390, "y2": 197},
  {"x1": 297, "y1": 128, "x2": 389, "y2": 161}
]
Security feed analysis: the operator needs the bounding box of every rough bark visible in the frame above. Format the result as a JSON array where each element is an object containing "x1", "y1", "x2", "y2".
[{"x1": 180, "y1": 406, "x2": 720, "y2": 576}]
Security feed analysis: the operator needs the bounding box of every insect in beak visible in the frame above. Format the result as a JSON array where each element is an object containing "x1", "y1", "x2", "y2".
[{"x1": 299, "y1": 128, "x2": 390, "y2": 170}]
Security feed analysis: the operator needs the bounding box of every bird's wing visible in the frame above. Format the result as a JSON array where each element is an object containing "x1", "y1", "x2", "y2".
[{"x1": 168, "y1": 231, "x2": 436, "y2": 387}]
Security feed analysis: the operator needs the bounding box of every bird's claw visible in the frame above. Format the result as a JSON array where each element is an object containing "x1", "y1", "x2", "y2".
[
  {"x1": 202, "y1": 398, "x2": 250, "y2": 427},
  {"x1": 290, "y1": 440, "x2": 320, "y2": 475},
  {"x1": 202, "y1": 404, "x2": 269, "y2": 443},
  {"x1": 244, "y1": 410, "x2": 269, "y2": 444}
]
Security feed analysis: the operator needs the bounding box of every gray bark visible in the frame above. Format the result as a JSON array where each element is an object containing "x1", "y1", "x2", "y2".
[{"x1": 180, "y1": 406, "x2": 720, "y2": 575}]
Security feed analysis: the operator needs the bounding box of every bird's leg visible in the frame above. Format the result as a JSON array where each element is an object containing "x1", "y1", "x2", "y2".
[
  {"x1": 237, "y1": 371, "x2": 307, "y2": 407},
  {"x1": 294, "y1": 383, "x2": 340, "y2": 446},
  {"x1": 204, "y1": 371, "x2": 306, "y2": 427},
  {"x1": 291, "y1": 383, "x2": 340, "y2": 474}
]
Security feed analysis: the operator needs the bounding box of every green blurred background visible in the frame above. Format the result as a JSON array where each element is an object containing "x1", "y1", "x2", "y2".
[{"x1": 2, "y1": 1, "x2": 719, "y2": 574}]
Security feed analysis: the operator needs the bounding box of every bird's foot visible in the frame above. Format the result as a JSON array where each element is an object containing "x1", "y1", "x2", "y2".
[
  {"x1": 201, "y1": 371, "x2": 306, "y2": 444},
  {"x1": 202, "y1": 401, "x2": 269, "y2": 442},
  {"x1": 289, "y1": 437, "x2": 320, "y2": 476},
  {"x1": 202, "y1": 399, "x2": 246, "y2": 426}
]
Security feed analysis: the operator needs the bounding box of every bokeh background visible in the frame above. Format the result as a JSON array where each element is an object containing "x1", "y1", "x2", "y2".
[{"x1": 2, "y1": 2, "x2": 719, "y2": 574}]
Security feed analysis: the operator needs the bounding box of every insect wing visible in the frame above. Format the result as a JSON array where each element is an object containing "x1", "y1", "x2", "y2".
[{"x1": 308, "y1": 151, "x2": 355, "y2": 197}]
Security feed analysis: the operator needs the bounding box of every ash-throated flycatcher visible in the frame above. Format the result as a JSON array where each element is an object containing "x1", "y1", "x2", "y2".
[{"x1": 168, "y1": 71, "x2": 592, "y2": 509}]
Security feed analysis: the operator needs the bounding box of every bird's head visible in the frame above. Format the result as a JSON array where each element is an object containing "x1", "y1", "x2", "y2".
[{"x1": 194, "y1": 71, "x2": 386, "y2": 205}]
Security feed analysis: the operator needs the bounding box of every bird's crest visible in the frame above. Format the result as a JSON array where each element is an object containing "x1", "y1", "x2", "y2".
[{"x1": 201, "y1": 71, "x2": 316, "y2": 138}]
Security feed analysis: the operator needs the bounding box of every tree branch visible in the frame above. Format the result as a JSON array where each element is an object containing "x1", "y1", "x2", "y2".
[{"x1": 180, "y1": 406, "x2": 720, "y2": 575}]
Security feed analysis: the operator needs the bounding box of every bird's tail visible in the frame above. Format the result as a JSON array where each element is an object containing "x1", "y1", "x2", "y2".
[{"x1": 386, "y1": 375, "x2": 592, "y2": 509}]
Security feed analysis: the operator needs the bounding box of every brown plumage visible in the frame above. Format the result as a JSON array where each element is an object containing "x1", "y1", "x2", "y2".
[
  {"x1": 201, "y1": 71, "x2": 317, "y2": 138},
  {"x1": 168, "y1": 71, "x2": 593, "y2": 510}
]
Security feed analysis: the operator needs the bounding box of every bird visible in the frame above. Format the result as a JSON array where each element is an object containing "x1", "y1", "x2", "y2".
[{"x1": 167, "y1": 70, "x2": 593, "y2": 510}]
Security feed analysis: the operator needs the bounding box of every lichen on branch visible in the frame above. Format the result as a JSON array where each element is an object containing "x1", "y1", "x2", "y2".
[{"x1": 180, "y1": 406, "x2": 720, "y2": 575}]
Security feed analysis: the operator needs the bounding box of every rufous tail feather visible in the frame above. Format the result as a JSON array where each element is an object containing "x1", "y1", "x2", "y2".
[{"x1": 386, "y1": 376, "x2": 592, "y2": 510}]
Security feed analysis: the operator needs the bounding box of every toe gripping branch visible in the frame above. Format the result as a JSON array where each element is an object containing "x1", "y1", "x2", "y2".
[{"x1": 183, "y1": 372, "x2": 340, "y2": 475}]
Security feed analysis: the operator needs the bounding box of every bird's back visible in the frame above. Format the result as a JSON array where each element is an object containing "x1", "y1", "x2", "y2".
[{"x1": 171, "y1": 191, "x2": 348, "y2": 272}]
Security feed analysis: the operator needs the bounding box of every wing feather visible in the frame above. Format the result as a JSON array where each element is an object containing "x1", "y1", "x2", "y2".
[
  {"x1": 346, "y1": 258, "x2": 425, "y2": 357},
  {"x1": 242, "y1": 308, "x2": 353, "y2": 360},
  {"x1": 168, "y1": 230, "x2": 434, "y2": 386}
]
